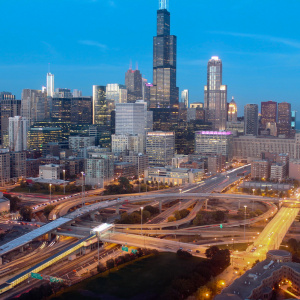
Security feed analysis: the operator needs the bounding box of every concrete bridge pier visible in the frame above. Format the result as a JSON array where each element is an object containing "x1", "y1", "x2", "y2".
[
  {"x1": 90, "y1": 212, "x2": 96, "y2": 221},
  {"x1": 159, "y1": 200, "x2": 162, "y2": 213},
  {"x1": 48, "y1": 231, "x2": 56, "y2": 241},
  {"x1": 205, "y1": 199, "x2": 208, "y2": 210},
  {"x1": 116, "y1": 204, "x2": 120, "y2": 215}
]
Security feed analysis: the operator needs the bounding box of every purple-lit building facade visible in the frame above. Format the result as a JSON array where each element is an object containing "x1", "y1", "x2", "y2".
[{"x1": 195, "y1": 131, "x2": 233, "y2": 161}]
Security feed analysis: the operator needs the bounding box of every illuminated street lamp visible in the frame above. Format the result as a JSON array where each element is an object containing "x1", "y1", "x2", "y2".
[
  {"x1": 81, "y1": 172, "x2": 85, "y2": 207},
  {"x1": 49, "y1": 183, "x2": 52, "y2": 202},
  {"x1": 63, "y1": 169, "x2": 66, "y2": 195},
  {"x1": 244, "y1": 205, "x2": 247, "y2": 240},
  {"x1": 140, "y1": 207, "x2": 143, "y2": 236}
]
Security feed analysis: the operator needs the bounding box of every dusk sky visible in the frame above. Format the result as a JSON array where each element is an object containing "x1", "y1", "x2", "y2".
[{"x1": 1, "y1": 0, "x2": 300, "y2": 115}]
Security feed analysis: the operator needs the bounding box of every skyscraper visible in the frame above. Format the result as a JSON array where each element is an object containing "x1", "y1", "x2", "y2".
[
  {"x1": 125, "y1": 68, "x2": 143, "y2": 103},
  {"x1": 228, "y1": 97, "x2": 237, "y2": 122},
  {"x1": 261, "y1": 101, "x2": 277, "y2": 127},
  {"x1": 146, "y1": 131, "x2": 175, "y2": 167},
  {"x1": 150, "y1": 0, "x2": 179, "y2": 109},
  {"x1": 21, "y1": 89, "x2": 49, "y2": 125},
  {"x1": 46, "y1": 72, "x2": 54, "y2": 97},
  {"x1": 115, "y1": 101, "x2": 148, "y2": 135},
  {"x1": 8, "y1": 116, "x2": 28, "y2": 152},
  {"x1": 181, "y1": 90, "x2": 189, "y2": 108},
  {"x1": 0, "y1": 92, "x2": 15, "y2": 100},
  {"x1": 71, "y1": 97, "x2": 92, "y2": 124},
  {"x1": 244, "y1": 104, "x2": 258, "y2": 136},
  {"x1": 204, "y1": 56, "x2": 227, "y2": 131},
  {"x1": 1, "y1": 99, "x2": 21, "y2": 147},
  {"x1": 93, "y1": 86, "x2": 108, "y2": 125},
  {"x1": 106, "y1": 84, "x2": 127, "y2": 104},
  {"x1": 277, "y1": 102, "x2": 291, "y2": 137}
]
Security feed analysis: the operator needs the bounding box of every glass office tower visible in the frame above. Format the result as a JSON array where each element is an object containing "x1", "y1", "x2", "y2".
[
  {"x1": 150, "y1": 1, "x2": 179, "y2": 109},
  {"x1": 204, "y1": 56, "x2": 227, "y2": 131}
]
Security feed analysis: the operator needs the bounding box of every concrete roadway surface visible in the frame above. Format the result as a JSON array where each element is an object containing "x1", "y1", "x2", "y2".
[
  {"x1": 0, "y1": 237, "x2": 76, "y2": 285},
  {"x1": 146, "y1": 199, "x2": 197, "y2": 224},
  {"x1": 4, "y1": 244, "x2": 120, "y2": 299},
  {"x1": 100, "y1": 231, "x2": 207, "y2": 257},
  {"x1": 115, "y1": 200, "x2": 204, "y2": 230},
  {"x1": 247, "y1": 206, "x2": 300, "y2": 259},
  {"x1": 47, "y1": 165, "x2": 251, "y2": 219}
]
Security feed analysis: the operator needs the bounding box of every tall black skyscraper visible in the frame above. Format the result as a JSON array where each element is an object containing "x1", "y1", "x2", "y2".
[
  {"x1": 125, "y1": 67, "x2": 143, "y2": 103},
  {"x1": 150, "y1": 0, "x2": 179, "y2": 109}
]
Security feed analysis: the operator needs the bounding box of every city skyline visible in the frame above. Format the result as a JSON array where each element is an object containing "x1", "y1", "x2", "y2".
[{"x1": 1, "y1": 0, "x2": 300, "y2": 115}]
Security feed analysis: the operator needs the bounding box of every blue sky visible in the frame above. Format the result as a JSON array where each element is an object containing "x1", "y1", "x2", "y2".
[{"x1": 1, "y1": 0, "x2": 300, "y2": 116}]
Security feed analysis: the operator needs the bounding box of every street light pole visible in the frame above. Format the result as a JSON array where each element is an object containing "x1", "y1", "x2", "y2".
[
  {"x1": 81, "y1": 172, "x2": 85, "y2": 207},
  {"x1": 97, "y1": 233, "x2": 100, "y2": 267},
  {"x1": 63, "y1": 169, "x2": 65, "y2": 195},
  {"x1": 140, "y1": 207, "x2": 143, "y2": 236},
  {"x1": 244, "y1": 205, "x2": 247, "y2": 240},
  {"x1": 49, "y1": 183, "x2": 52, "y2": 202}
]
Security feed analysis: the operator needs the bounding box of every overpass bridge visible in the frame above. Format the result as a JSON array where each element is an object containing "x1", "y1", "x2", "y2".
[{"x1": 0, "y1": 192, "x2": 282, "y2": 261}]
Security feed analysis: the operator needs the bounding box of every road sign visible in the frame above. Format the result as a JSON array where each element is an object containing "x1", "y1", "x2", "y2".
[
  {"x1": 131, "y1": 249, "x2": 137, "y2": 254},
  {"x1": 122, "y1": 246, "x2": 128, "y2": 252},
  {"x1": 31, "y1": 273, "x2": 43, "y2": 280}
]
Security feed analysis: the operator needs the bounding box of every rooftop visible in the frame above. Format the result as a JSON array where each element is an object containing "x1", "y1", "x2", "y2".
[{"x1": 221, "y1": 259, "x2": 300, "y2": 299}]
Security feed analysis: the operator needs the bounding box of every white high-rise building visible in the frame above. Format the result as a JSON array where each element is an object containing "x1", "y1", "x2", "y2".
[
  {"x1": 115, "y1": 101, "x2": 149, "y2": 135},
  {"x1": 181, "y1": 89, "x2": 189, "y2": 108},
  {"x1": 146, "y1": 132, "x2": 175, "y2": 167},
  {"x1": 8, "y1": 116, "x2": 28, "y2": 152},
  {"x1": 46, "y1": 72, "x2": 54, "y2": 97},
  {"x1": 85, "y1": 148, "x2": 114, "y2": 187},
  {"x1": 112, "y1": 134, "x2": 145, "y2": 154}
]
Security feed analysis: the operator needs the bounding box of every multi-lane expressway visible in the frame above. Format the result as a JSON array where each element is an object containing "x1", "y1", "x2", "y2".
[{"x1": 0, "y1": 164, "x2": 299, "y2": 297}]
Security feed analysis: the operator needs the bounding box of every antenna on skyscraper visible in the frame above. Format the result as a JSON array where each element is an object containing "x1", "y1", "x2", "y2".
[
  {"x1": 48, "y1": 63, "x2": 50, "y2": 73},
  {"x1": 135, "y1": 61, "x2": 138, "y2": 70},
  {"x1": 159, "y1": 0, "x2": 168, "y2": 10},
  {"x1": 129, "y1": 59, "x2": 132, "y2": 70}
]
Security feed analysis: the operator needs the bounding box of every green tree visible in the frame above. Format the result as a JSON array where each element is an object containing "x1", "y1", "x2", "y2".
[
  {"x1": 43, "y1": 205, "x2": 55, "y2": 219},
  {"x1": 205, "y1": 246, "x2": 220, "y2": 259},
  {"x1": 106, "y1": 259, "x2": 115, "y2": 269},
  {"x1": 168, "y1": 216, "x2": 176, "y2": 222},
  {"x1": 214, "y1": 210, "x2": 225, "y2": 222},
  {"x1": 19, "y1": 206, "x2": 32, "y2": 221},
  {"x1": 5, "y1": 194, "x2": 21, "y2": 212},
  {"x1": 144, "y1": 205, "x2": 159, "y2": 216}
]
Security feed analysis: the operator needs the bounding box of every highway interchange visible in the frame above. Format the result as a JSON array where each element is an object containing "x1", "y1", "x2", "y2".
[{"x1": 1, "y1": 164, "x2": 300, "y2": 297}]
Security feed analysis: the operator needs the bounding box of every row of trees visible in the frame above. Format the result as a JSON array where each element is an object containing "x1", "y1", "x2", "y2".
[
  {"x1": 104, "y1": 177, "x2": 174, "y2": 195},
  {"x1": 193, "y1": 210, "x2": 226, "y2": 226},
  {"x1": 160, "y1": 246, "x2": 230, "y2": 300},
  {"x1": 16, "y1": 283, "x2": 65, "y2": 300},
  {"x1": 102, "y1": 248, "x2": 159, "y2": 272},
  {"x1": 241, "y1": 187, "x2": 292, "y2": 198},
  {"x1": 116, "y1": 205, "x2": 159, "y2": 224},
  {"x1": 236, "y1": 208, "x2": 263, "y2": 220},
  {"x1": 168, "y1": 209, "x2": 190, "y2": 222},
  {"x1": 19, "y1": 181, "x2": 92, "y2": 194}
]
